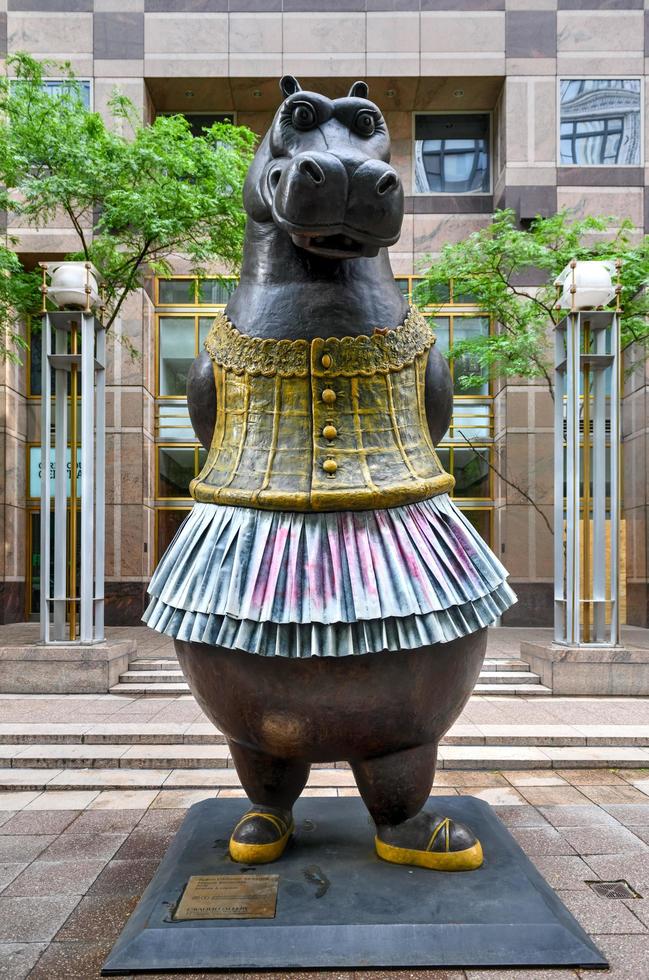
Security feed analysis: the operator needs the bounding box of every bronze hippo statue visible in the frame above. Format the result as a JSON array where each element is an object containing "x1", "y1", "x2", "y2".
[{"x1": 145, "y1": 76, "x2": 515, "y2": 871}]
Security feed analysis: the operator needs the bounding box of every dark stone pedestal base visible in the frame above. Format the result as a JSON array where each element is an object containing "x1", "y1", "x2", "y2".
[{"x1": 103, "y1": 796, "x2": 606, "y2": 974}]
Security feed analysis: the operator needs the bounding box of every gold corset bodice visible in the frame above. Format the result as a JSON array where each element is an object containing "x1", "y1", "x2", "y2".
[{"x1": 190, "y1": 308, "x2": 454, "y2": 512}]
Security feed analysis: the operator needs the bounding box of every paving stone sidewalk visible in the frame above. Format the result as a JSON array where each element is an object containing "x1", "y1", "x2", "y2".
[
  {"x1": 3, "y1": 767, "x2": 649, "y2": 979},
  {"x1": 3, "y1": 625, "x2": 649, "y2": 977}
]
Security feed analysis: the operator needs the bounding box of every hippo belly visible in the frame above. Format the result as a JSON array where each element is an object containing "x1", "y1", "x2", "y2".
[{"x1": 175, "y1": 630, "x2": 486, "y2": 763}]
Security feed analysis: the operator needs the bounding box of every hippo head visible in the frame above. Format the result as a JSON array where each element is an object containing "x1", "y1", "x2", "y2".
[{"x1": 243, "y1": 76, "x2": 403, "y2": 260}]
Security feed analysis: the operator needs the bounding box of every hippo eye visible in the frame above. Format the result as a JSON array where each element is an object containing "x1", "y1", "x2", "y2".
[
  {"x1": 354, "y1": 110, "x2": 376, "y2": 137},
  {"x1": 291, "y1": 102, "x2": 317, "y2": 131}
]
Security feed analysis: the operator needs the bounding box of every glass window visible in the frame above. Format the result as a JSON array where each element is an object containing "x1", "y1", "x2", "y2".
[
  {"x1": 157, "y1": 402, "x2": 195, "y2": 440},
  {"x1": 158, "y1": 279, "x2": 196, "y2": 305},
  {"x1": 42, "y1": 79, "x2": 91, "y2": 108},
  {"x1": 452, "y1": 316, "x2": 489, "y2": 395},
  {"x1": 414, "y1": 114, "x2": 490, "y2": 194},
  {"x1": 28, "y1": 447, "x2": 82, "y2": 499},
  {"x1": 158, "y1": 446, "x2": 196, "y2": 497},
  {"x1": 560, "y1": 79, "x2": 641, "y2": 166},
  {"x1": 159, "y1": 317, "x2": 195, "y2": 396},
  {"x1": 198, "y1": 316, "x2": 215, "y2": 347},
  {"x1": 462, "y1": 509, "x2": 491, "y2": 546},
  {"x1": 198, "y1": 278, "x2": 237, "y2": 305},
  {"x1": 429, "y1": 316, "x2": 450, "y2": 355},
  {"x1": 156, "y1": 508, "x2": 191, "y2": 563},
  {"x1": 449, "y1": 402, "x2": 491, "y2": 442},
  {"x1": 452, "y1": 447, "x2": 491, "y2": 498}
]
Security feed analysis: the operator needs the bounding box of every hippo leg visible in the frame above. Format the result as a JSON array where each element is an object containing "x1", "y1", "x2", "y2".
[
  {"x1": 352, "y1": 745, "x2": 482, "y2": 872},
  {"x1": 226, "y1": 740, "x2": 310, "y2": 864}
]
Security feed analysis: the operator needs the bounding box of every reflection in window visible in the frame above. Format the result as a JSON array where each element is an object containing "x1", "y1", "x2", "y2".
[
  {"x1": 414, "y1": 114, "x2": 490, "y2": 194},
  {"x1": 560, "y1": 79, "x2": 641, "y2": 166},
  {"x1": 452, "y1": 316, "x2": 489, "y2": 395},
  {"x1": 199, "y1": 278, "x2": 237, "y2": 305},
  {"x1": 156, "y1": 508, "x2": 191, "y2": 563},
  {"x1": 159, "y1": 317, "x2": 195, "y2": 396},
  {"x1": 158, "y1": 446, "x2": 196, "y2": 497},
  {"x1": 43, "y1": 79, "x2": 91, "y2": 108},
  {"x1": 158, "y1": 280, "x2": 196, "y2": 305},
  {"x1": 453, "y1": 447, "x2": 490, "y2": 498},
  {"x1": 463, "y1": 509, "x2": 491, "y2": 546}
]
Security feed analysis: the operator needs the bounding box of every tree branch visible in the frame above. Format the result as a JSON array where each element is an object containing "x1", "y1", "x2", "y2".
[{"x1": 459, "y1": 431, "x2": 554, "y2": 538}]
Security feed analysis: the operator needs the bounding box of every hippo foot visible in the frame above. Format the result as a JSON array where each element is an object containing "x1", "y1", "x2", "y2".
[
  {"x1": 375, "y1": 810, "x2": 483, "y2": 872},
  {"x1": 229, "y1": 804, "x2": 294, "y2": 864}
]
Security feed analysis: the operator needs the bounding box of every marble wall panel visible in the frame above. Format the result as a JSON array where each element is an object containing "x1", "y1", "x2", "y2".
[
  {"x1": 366, "y1": 11, "x2": 419, "y2": 52},
  {"x1": 413, "y1": 213, "x2": 493, "y2": 253},
  {"x1": 144, "y1": 12, "x2": 227, "y2": 53},
  {"x1": 94, "y1": 11, "x2": 144, "y2": 59},
  {"x1": 557, "y1": 188, "x2": 644, "y2": 226},
  {"x1": 506, "y1": 10, "x2": 556, "y2": 58},
  {"x1": 533, "y1": 77, "x2": 556, "y2": 163},
  {"x1": 624, "y1": 431, "x2": 647, "y2": 512},
  {"x1": 7, "y1": 12, "x2": 93, "y2": 53},
  {"x1": 504, "y1": 77, "x2": 528, "y2": 164},
  {"x1": 283, "y1": 13, "x2": 365, "y2": 53},
  {"x1": 557, "y1": 9, "x2": 643, "y2": 51},
  {"x1": 420, "y1": 11, "x2": 505, "y2": 52},
  {"x1": 228, "y1": 12, "x2": 281, "y2": 54}
]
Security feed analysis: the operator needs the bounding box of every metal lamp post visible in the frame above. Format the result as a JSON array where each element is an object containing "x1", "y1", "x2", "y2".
[
  {"x1": 553, "y1": 259, "x2": 622, "y2": 648},
  {"x1": 39, "y1": 261, "x2": 106, "y2": 644}
]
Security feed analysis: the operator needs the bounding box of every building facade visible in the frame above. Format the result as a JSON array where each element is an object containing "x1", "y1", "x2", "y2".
[{"x1": 1, "y1": 0, "x2": 648, "y2": 628}]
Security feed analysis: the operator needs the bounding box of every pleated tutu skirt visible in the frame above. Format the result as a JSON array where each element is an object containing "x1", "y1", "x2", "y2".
[{"x1": 143, "y1": 494, "x2": 516, "y2": 658}]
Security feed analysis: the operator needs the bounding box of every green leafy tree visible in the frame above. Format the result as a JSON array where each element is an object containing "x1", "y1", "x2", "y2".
[
  {"x1": 419, "y1": 208, "x2": 649, "y2": 397},
  {"x1": 0, "y1": 52, "x2": 255, "y2": 354},
  {"x1": 0, "y1": 242, "x2": 41, "y2": 362}
]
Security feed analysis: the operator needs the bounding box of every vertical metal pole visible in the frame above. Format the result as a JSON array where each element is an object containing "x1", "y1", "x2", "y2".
[
  {"x1": 554, "y1": 320, "x2": 566, "y2": 644},
  {"x1": 39, "y1": 313, "x2": 52, "y2": 643},
  {"x1": 565, "y1": 311, "x2": 581, "y2": 645},
  {"x1": 95, "y1": 321, "x2": 106, "y2": 641},
  {"x1": 582, "y1": 322, "x2": 591, "y2": 642},
  {"x1": 69, "y1": 322, "x2": 79, "y2": 640},
  {"x1": 53, "y1": 321, "x2": 68, "y2": 641},
  {"x1": 80, "y1": 312, "x2": 95, "y2": 642},
  {"x1": 591, "y1": 318, "x2": 606, "y2": 642},
  {"x1": 610, "y1": 310, "x2": 621, "y2": 646}
]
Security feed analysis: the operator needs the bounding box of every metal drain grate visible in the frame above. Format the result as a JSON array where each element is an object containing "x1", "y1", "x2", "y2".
[{"x1": 588, "y1": 880, "x2": 641, "y2": 900}]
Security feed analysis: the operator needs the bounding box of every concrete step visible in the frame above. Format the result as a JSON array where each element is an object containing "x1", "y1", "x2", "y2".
[
  {"x1": 109, "y1": 682, "x2": 191, "y2": 695},
  {"x1": 124, "y1": 657, "x2": 532, "y2": 674},
  {"x1": 2, "y1": 744, "x2": 649, "y2": 792},
  {"x1": 2, "y1": 731, "x2": 649, "y2": 771},
  {"x1": 476, "y1": 671, "x2": 540, "y2": 685},
  {"x1": 111, "y1": 658, "x2": 546, "y2": 696},
  {"x1": 472, "y1": 683, "x2": 551, "y2": 695},
  {"x1": 116, "y1": 669, "x2": 543, "y2": 688},
  {"x1": 120, "y1": 670, "x2": 185, "y2": 683}
]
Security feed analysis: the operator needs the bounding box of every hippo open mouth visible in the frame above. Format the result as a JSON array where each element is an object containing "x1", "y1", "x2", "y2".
[{"x1": 290, "y1": 231, "x2": 367, "y2": 259}]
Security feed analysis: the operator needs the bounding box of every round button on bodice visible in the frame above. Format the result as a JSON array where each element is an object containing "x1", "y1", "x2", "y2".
[
  {"x1": 321, "y1": 354, "x2": 332, "y2": 369},
  {"x1": 323, "y1": 424, "x2": 337, "y2": 440},
  {"x1": 323, "y1": 458, "x2": 338, "y2": 475},
  {"x1": 322, "y1": 388, "x2": 336, "y2": 404}
]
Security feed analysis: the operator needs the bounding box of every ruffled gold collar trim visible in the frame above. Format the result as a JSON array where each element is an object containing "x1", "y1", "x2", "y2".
[{"x1": 203, "y1": 306, "x2": 435, "y2": 378}]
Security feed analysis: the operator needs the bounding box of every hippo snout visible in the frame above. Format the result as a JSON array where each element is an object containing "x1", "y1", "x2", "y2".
[
  {"x1": 273, "y1": 151, "x2": 349, "y2": 233},
  {"x1": 271, "y1": 150, "x2": 403, "y2": 259}
]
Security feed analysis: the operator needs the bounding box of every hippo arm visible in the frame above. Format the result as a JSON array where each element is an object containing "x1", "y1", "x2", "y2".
[
  {"x1": 187, "y1": 351, "x2": 217, "y2": 452},
  {"x1": 424, "y1": 345, "x2": 453, "y2": 447}
]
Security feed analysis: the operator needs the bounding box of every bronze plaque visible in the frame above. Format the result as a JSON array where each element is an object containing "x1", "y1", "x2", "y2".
[{"x1": 173, "y1": 874, "x2": 279, "y2": 921}]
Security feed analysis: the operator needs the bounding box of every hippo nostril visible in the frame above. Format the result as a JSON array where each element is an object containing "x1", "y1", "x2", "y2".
[
  {"x1": 268, "y1": 168, "x2": 282, "y2": 191},
  {"x1": 298, "y1": 158, "x2": 326, "y2": 186},
  {"x1": 376, "y1": 171, "x2": 399, "y2": 196}
]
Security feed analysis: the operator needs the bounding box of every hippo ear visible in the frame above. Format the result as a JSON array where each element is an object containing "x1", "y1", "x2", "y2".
[
  {"x1": 348, "y1": 81, "x2": 369, "y2": 99},
  {"x1": 280, "y1": 75, "x2": 302, "y2": 98}
]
